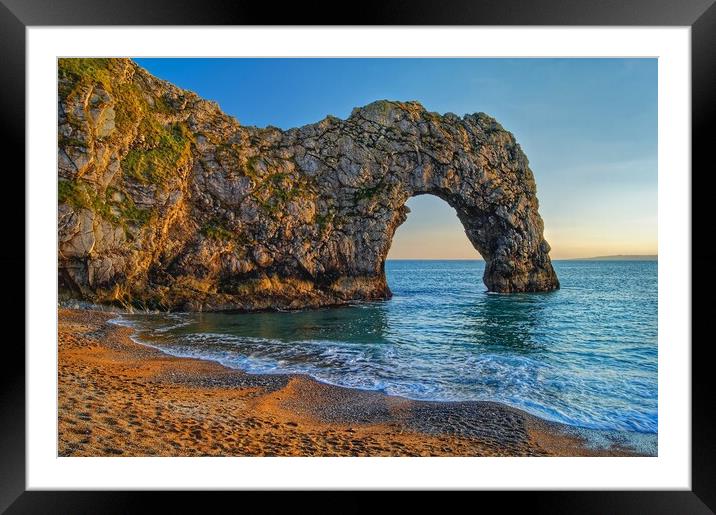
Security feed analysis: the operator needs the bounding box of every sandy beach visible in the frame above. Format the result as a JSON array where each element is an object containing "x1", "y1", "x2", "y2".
[{"x1": 58, "y1": 308, "x2": 653, "y2": 457}]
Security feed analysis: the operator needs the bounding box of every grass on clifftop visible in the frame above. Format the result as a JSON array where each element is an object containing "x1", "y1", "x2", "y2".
[
  {"x1": 58, "y1": 58, "x2": 113, "y2": 96},
  {"x1": 59, "y1": 58, "x2": 193, "y2": 187}
]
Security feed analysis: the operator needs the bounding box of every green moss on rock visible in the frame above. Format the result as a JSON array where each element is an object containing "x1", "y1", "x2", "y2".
[
  {"x1": 315, "y1": 210, "x2": 335, "y2": 234},
  {"x1": 354, "y1": 180, "x2": 386, "y2": 203},
  {"x1": 58, "y1": 179, "x2": 89, "y2": 208},
  {"x1": 201, "y1": 223, "x2": 236, "y2": 241},
  {"x1": 122, "y1": 121, "x2": 192, "y2": 185},
  {"x1": 59, "y1": 179, "x2": 152, "y2": 230}
]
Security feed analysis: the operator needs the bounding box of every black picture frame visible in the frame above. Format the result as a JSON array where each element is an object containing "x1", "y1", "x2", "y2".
[{"x1": 2, "y1": 0, "x2": 713, "y2": 512}]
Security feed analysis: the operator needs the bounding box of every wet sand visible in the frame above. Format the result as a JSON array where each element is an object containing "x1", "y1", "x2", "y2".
[{"x1": 58, "y1": 308, "x2": 654, "y2": 457}]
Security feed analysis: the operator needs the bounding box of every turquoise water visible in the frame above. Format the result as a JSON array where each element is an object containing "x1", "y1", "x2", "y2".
[{"x1": 117, "y1": 260, "x2": 658, "y2": 433}]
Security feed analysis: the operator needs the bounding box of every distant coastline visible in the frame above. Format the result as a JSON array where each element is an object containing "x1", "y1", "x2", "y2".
[
  {"x1": 572, "y1": 255, "x2": 657, "y2": 261},
  {"x1": 386, "y1": 255, "x2": 657, "y2": 261}
]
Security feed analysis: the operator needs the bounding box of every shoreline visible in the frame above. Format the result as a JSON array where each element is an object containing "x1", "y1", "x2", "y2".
[{"x1": 58, "y1": 307, "x2": 656, "y2": 457}]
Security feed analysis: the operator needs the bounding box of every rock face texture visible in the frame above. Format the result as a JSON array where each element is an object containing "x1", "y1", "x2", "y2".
[{"x1": 58, "y1": 58, "x2": 559, "y2": 311}]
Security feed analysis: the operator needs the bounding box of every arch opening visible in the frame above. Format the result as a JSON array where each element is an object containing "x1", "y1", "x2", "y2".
[
  {"x1": 376, "y1": 176, "x2": 560, "y2": 295},
  {"x1": 387, "y1": 194, "x2": 483, "y2": 261}
]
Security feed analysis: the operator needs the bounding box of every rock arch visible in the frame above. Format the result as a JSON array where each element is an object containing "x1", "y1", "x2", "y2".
[
  {"x1": 57, "y1": 59, "x2": 558, "y2": 311},
  {"x1": 288, "y1": 100, "x2": 560, "y2": 299}
]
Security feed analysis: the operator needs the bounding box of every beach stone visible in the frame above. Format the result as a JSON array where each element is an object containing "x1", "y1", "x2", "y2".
[{"x1": 57, "y1": 58, "x2": 559, "y2": 310}]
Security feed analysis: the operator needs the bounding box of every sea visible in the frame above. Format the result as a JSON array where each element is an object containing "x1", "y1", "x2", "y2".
[{"x1": 114, "y1": 260, "x2": 658, "y2": 434}]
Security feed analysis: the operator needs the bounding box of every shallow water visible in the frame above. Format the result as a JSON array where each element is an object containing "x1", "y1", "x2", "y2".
[{"x1": 117, "y1": 260, "x2": 657, "y2": 433}]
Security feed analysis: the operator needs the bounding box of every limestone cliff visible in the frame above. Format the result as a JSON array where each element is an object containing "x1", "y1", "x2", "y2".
[{"x1": 58, "y1": 58, "x2": 559, "y2": 311}]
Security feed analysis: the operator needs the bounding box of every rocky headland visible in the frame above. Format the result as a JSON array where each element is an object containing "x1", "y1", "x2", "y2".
[{"x1": 58, "y1": 58, "x2": 558, "y2": 311}]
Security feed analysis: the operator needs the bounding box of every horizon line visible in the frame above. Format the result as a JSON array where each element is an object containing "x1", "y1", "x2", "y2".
[{"x1": 387, "y1": 254, "x2": 658, "y2": 261}]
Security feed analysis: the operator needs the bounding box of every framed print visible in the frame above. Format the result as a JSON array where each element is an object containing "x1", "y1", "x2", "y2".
[{"x1": 3, "y1": 0, "x2": 714, "y2": 511}]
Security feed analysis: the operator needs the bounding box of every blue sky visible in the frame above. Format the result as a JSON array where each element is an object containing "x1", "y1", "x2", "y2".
[{"x1": 135, "y1": 58, "x2": 657, "y2": 259}]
